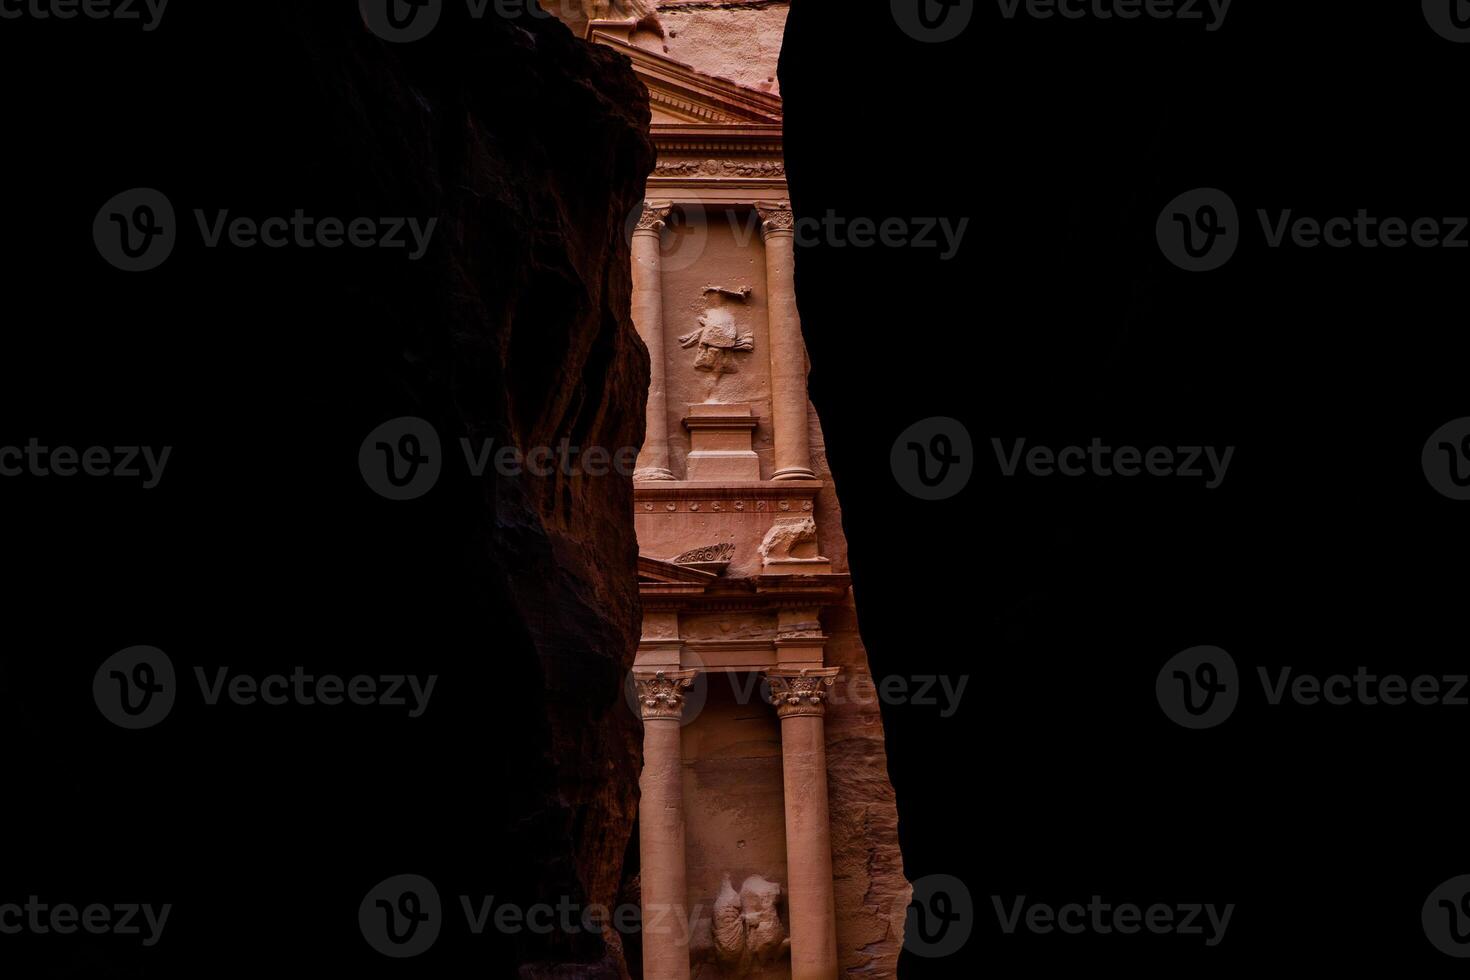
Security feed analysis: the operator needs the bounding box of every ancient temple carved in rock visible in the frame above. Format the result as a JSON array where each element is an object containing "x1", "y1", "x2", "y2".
[{"x1": 559, "y1": 5, "x2": 909, "y2": 977}]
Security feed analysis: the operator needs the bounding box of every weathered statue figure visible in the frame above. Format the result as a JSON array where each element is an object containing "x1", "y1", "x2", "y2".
[
  {"x1": 583, "y1": 0, "x2": 663, "y2": 33},
  {"x1": 679, "y1": 286, "x2": 754, "y2": 375},
  {"x1": 692, "y1": 874, "x2": 789, "y2": 976}
]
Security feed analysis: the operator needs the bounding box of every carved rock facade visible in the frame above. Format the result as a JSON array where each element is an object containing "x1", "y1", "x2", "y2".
[{"x1": 554, "y1": 5, "x2": 910, "y2": 978}]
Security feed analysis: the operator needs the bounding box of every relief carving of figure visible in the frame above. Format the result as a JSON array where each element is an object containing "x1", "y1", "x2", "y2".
[
  {"x1": 758, "y1": 516, "x2": 824, "y2": 564},
  {"x1": 692, "y1": 874, "x2": 789, "y2": 976},
  {"x1": 679, "y1": 286, "x2": 754, "y2": 377},
  {"x1": 583, "y1": 0, "x2": 663, "y2": 34}
]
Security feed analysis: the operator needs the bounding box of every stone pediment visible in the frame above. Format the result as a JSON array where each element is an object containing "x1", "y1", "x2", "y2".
[
  {"x1": 638, "y1": 554, "x2": 718, "y2": 585},
  {"x1": 588, "y1": 24, "x2": 783, "y2": 127}
]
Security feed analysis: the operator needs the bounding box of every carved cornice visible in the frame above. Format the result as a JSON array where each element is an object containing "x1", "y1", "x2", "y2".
[
  {"x1": 633, "y1": 669, "x2": 697, "y2": 721},
  {"x1": 764, "y1": 668, "x2": 842, "y2": 718},
  {"x1": 589, "y1": 32, "x2": 783, "y2": 125},
  {"x1": 639, "y1": 573, "x2": 852, "y2": 613}
]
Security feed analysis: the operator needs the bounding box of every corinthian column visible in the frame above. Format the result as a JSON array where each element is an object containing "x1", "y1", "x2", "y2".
[
  {"x1": 758, "y1": 203, "x2": 817, "y2": 481},
  {"x1": 633, "y1": 203, "x2": 676, "y2": 481},
  {"x1": 634, "y1": 669, "x2": 696, "y2": 980},
  {"x1": 765, "y1": 667, "x2": 841, "y2": 979}
]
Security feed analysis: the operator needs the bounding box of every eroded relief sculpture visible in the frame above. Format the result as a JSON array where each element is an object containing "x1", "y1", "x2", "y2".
[
  {"x1": 757, "y1": 517, "x2": 824, "y2": 565},
  {"x1": 691, "y1": 874, "x2": 789, "y2": 976},
  {"x1": 679, "y1": 286, "x2": 754, "y2": 377},
  {"x1": 583, "y1": 0, "x2": 662, "y2": 32}
]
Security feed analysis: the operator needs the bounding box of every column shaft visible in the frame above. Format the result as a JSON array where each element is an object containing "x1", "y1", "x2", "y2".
[
  {"x1": 759, "y1": 204, "x2": 817, "y2": 481},
  {"x1": 633, "y1": 204, "x2": 676, "y2": 481},
  {"x1": 766, "y1": 668, "x2": 841, "y2": 979},
  {"x1": 635, "y1": 669, "x2": 695, "y2": 980}
]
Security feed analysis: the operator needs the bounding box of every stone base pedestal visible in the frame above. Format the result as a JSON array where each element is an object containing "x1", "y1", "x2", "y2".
[{"x1": 683, "y1": 404, "x2": 760, "y2": 482}]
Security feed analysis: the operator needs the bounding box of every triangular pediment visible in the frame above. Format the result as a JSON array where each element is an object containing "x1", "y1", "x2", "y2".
[
  {"x1": 589, "y1": 26, "x2": 783, "y2": 126},
  {"x1": 637, "y1": 555, "x2": 718, "y2": 585}
]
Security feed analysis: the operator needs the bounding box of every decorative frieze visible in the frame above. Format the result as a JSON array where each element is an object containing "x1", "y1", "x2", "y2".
[{"x1": 655, "y1": 158, "x2": 785, "y2": 178}]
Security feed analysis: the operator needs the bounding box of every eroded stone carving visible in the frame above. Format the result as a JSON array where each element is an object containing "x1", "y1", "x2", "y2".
[
  {"x1": 632, "y1": 669, "x2": 695, "y2": 721},
  {"x1": 671, "y1": 542, "x2": 735, "y2": 574},
  {"x1": 693, "y1": 874, "x2": 789, "y2": 975},
  {"x1": 655, "y1": 159, "x2": 785, "y2": 178},
  {"x1": 765, "y1": 669, "x2": 840, "y2": 719},
  {"x1": 635, "y1": 201, "x2": 672, "y2": 232},
  {"x1": 584, "y1": 0, "x2": 662, "y2": 34},
  {"x1": 679, "y1": 286, "x2": 753, "y2": 376},
  {"x1": 756, "y1": 202, "x2": 795, "y2": 236},
  {"x1": 757, "y1": 516, "x2": 824, "y2": 564}
]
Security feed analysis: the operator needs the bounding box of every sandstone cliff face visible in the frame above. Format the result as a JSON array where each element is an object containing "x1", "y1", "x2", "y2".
[
  {"x1": 7, "y1": 2, "x2": 648, "y2": 976},
  {"x1": 317, "y1": 6, "x2": 656, "y2": 973}
]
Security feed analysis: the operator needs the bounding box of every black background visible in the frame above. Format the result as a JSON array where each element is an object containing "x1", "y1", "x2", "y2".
[
  {"x1": 782, "y1": 0, "x2": 1469, "y2": 974},
  {"x1": 2, "y1": 0, "x2": 1467, "y2": 975}
]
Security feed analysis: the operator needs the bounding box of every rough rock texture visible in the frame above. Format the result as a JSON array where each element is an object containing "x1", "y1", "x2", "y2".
[
  {"x1": 313, "y1": 4, "x2": 658, "y2": 973},
  {"x1": 554, "y1": 1, "x2": 790, "y2": 94},
  {"x1": 7, "y1": 2, "x2": 653, "y2": 976},
  {"x1": 808, "y1": 422, "x2": 913, "y2": 978}
]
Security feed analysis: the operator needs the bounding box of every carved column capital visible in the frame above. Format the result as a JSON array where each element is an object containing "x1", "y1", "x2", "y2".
[
  {"x1": 635, "y1": 201, "x2": 674, "y2": 236},
  {"x1": 764, "y1": 667, "x2": 841, "y2": 719},
  {"x1": 756, "y1": 202, "x2": 795, "y2": 239},
  {"x1": 634, "y1": 669, "x2": 697, "y2": 721}
]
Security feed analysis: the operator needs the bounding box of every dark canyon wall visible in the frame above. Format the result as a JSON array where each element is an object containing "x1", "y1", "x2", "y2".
[{"x1": 3, "y1": 4, "x2": 652, "y2": 976}]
